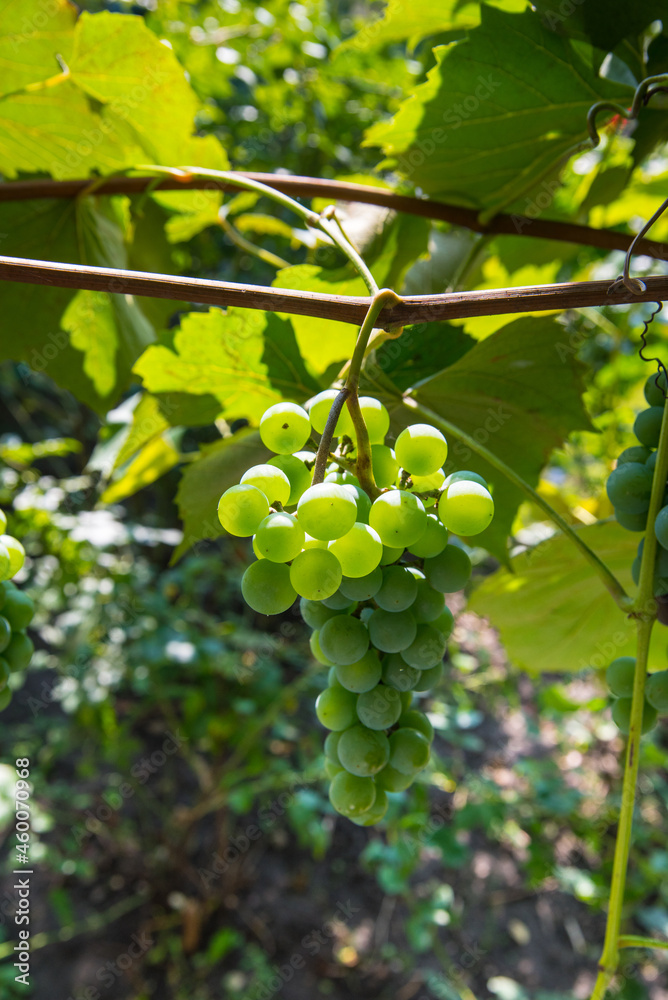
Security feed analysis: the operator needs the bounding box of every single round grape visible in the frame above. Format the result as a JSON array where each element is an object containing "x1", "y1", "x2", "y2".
[
  {"x1": 307, "y1": 390, "x2": 354, "y2": 438},
  {"x1": 438, "y1": 481, "x2": 494, "y2": 536},
  {"x1": 0, "y1": 545, "x2": 10, "y2": 582},
  {"x1": 356, "y1": 684, "x2": 403, "y2": 730},
  {"x1": 328, "y1": 523, "x2": 383, "y2": 578},
  {"x1": 634, "y1": 407, "x2": 664, "y2": 449},
  {"x1": 431, "y1": 606, "x2": 455, "y2": 638},
  {"x1": 254, "y1": 512, "x2": 305, "y2": 562},
  {"x1": 242, "y1": 560, "x2": 296, "y2": 615},
  {"x1": 0, "y1": 536, "x2": 24, "y2": 578},
  {"x1": 398, "y1": 709, "x2": 434, "y2": 742},
  {"x1": 328, "y1": 771, "x2": 376, "y2": 817},
  {"x1": 424, "y1": 544, "x2": 471, "y2": 593},
  {"x1": 0, "y1": 616, "x2": 10, "y2": 653},
  {"x1": 389, "y1": 727, "x2": 431, "y2": 775},
  {"x1": 218, "y1": 484, "x2": 269, "y2": 537},
  {"x1": 290, "y1": 549, "x2": 342, "y2": 601},
  {"x1": 321, "y1": 588, "x2": 356, "y2": 610},
  {"x1": 324, "y1": 730, "x2": 342, "y2": 762},
  {"x1": 251, "y1": 536, "x2": 264, "y2": 560},
  {"x1": 375, "y1": 764, "x2": 414, "y2": 792},
  {"x1": 297, "y1": 483, "x2": 357, "y2": 540},
  {"x1": 400, "y1": 624, "x2": 446, "y2": 670},
  {"x1": 360, "y1": 606, "x2": 374, "y2": 625},
  {"x1": 605, "y1": 657, "x2": 636, "y2": 698},
  {"x1": 325, "y1": 469, "x2": 359, "y2": 486},
  {"x1": 407, "y1": 514, "x2": 448, "y2": 559},
  {"x1": 381, "y1": 653, "x2": 420, "y2": 692},
  {"x1": 0, "y1": 511, "x2": 6, "y2": 534},
  {"x1": 335, "y1": 649, "x2": 382, "y2": 693},
  {"x1": 371, "y1": 445, "x2": 399, "y2": 489},
  {"x1": 442, "y1": 470, "x2": 488, "y2": 489},
  {"x1": 399, "y1": 690, "x2": 413, "y2": 712},
  {"x1": 342, "y1": 484, "x2": 372, "y2": 524},
  {"x1": 0, "y1": 687, "x2": 12, "y2": 711},
  {"x1": 646, "y1": 450, "x2": 658, "y2": 471},
  {"x1": 644, "y1": 371, "x2": 668, "y2": 407},
  {"x1": 615, "y1": 508, "x2": 647, "y2": 532},
  {"x1": 337, "y1": 724, "x2": 390, "y2": 776},
  {"x1": 617, "y1": 446, "x2": 652, "y2": 466},
  {"x1": 413, "y1": 660, "x2": 443, "y2": 692},
  {"x1": 328, "y1": 667, "x2": 341, "y2": 687},
  {"x1": 240, "y1": 464, "x2": 291, "y2": 506},
  {"x1": 350, "y1": 788, "x2": 388, "y2": 826},
  {"x1": 340, "y1": 568, "x2": 383, "y2": 602},
  {"x1": 4, "y1": 631, "x2": 33, "y2": 672},
  {"x1": 606, "y1": 462, "x2": 653, "y2": 514},
  {"x1": 302, "y1": 533, "x2": 328, "y2": 550},
  {"x1": 380, "y1": 545, "x2": 404, "y2": 565},
  {"x1": 375, "y1": 565, "x2": 419, "y2": 612},
  {"x1": 646, "y1": 670, "x2": 668, "y2": 711},
  {"x1": 268, "y1": 454, "x2": 313, "y2": 505},
  {"x1": 369, "y1": 491, "x2": 427, "y2": 548},
  {"x1": 315, "y1": 686, "x2": 358, "y2": 731},
  {"x1": 0, "y1": 657, "x2": 10, "y2": 691},
  {"x1": 325, "y1": 759, "x2": 344, "y2": 779},
  {"x1": 319, "y1": 615, "x2": 369, "y2": 666},
  {"x1": 300, "y1": 598, "x2": 338, "y2": 630},
  {"x1": 409, "y1": 469, "x2": 445, "y2": 492},
  {"x1": 411, "y1": 580, "x2": 446, "y2": 623},
  {"x1": 260, "y1": 402, "x2": 311, "y2": 454},
  {"x1": 310, "y1": 631, "x2": 335, "y2": 666},
  {"x1": 655, "y1": 505, "x2": 668, "y2": 549},
  {"x1": 395, "y1": 424, "x2": 448, "y2": 477},
  {"x1": 611, "y1": 696, "x2": 657, "y2": 734},
  {"x1": 367, "y1": 608, "x2": 417, "y2": 653},
  {"x1": 359, "y1": 397, "x2": 390, "y2": 444}
]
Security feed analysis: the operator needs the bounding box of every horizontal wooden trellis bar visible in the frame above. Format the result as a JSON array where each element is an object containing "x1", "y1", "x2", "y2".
[{"x1": 1, "y1": 254, "x2": 667, "y2": 325}]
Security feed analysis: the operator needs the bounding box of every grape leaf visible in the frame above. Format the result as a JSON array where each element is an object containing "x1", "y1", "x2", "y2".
[
  {"x1": 0, "y1": 0, "x2": 76, "y2": 98},
  {"x1": 366, "y1": 323, "x2": 476, "y2": 392},
  {"x1": 102, "y1": 433, "x2": 182, "y2": 505},
  {"x1": 364, "y1": 6, "x2": 632, "y2": 216},
  {"x1": 469, "y1": 520, "x2": 667, "y2": 675}
]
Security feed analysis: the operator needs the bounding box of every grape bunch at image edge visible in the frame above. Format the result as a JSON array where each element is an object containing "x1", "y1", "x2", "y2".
[
  {"x1": 0, "y1": 511, "x2": 35, "y2": 711},
  {"x1": 217, "y1": 393, "x2": 495, "y2": 825}
]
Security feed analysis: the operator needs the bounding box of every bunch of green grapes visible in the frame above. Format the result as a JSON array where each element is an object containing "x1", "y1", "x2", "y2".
[
  {"x1": 0, "y1": 512, "x2": 34, "y2": 712},
  {"x1": 216, "y1": 391, "x2": 494, "y2": 824}
]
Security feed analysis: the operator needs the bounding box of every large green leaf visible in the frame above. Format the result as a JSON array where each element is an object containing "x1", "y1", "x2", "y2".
[
  {"x1": 469, "y1": 521, "x2": 667, "y2": 674},
  {"x1": 409, "y1": 316, "x2": 593, "y2": 559},
  {"x1": 0, "y1": 0, "x2": 76, "y2": 97},
  {"x1": 367, "y1": 322, "x2": 476, "y2": 393},
  {"x1": 133, "y1": 308, "x2": 320, "y2": 424},
  {"x1": 102, "y1": 432, "x2": 181, "y2": 504},
  {"x1": 364, "y1": 6, "x2": 631, "y2": 215},
  {"x1": 533, "y1": 0, "x2": 665, "y2": 53}
]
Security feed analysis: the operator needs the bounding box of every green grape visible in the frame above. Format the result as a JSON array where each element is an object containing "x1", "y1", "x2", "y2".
[
  {"x1": 303, "y1": 533, "x2": 328, "y2": 550},
  {"x1": 342, "y1": 484, "x2": 372, "y2": 524},
  {"x1": 380, "y1": 545, "x2": 404, "y2": 565},
  {"x1": 371, "y1": 445, "x2": 399, "y2": 488},
  {"x1": 615, "y1": 508, "x2": 647, "y2": 532},
  {"x1": 646, "y1": 451, "x2": 658, "y2": 470},
  {"x1": 328, "y1": 523, "x2": 383, "y2": 577},
  {"x1": 389, "y1": 728, "x2": 431, "y2": 775},
  {"x1": 0, "y1": 657, "x2": 10, "y2": 691},
  {"x1": 319, "y1": 615, "x2": 369, "y2": 665},
  {"x1": 606, "y1": 657, "x2": 636, "y2": 698},
  {"x1": 251, "y1": 536, "x2": 264, "y2": 560},
  {"x1": 254, "y1": 512, "x2": 305, "y2": 562},
  {"x1": 300, "y1": 598, "x2": 339, "y2": 630},
  {"x1": 438, "y1": 481, "x2": 494, "y2": 536},
  {"x1": 324, "y1": 731, "x2": 342, "y2": 762},
  {"x1": 0, "y1": 687, "x2": 11, "y2": 711},
  {"x1": 398, "y1": 709, "x2": 434, "y2": 742},
  {"x1": 646, "y1": 670, "x2": 668, "y2": 712},
  {"x1": 290, "y1": 549, "x2": 342, "y2": 600},
  {"x1": 297, "y1": 483, "x2": 357, "y2": 540},
  {"x1": 432, "y1": 606, "x2": 455, "y2": 638},
  {"x1": 4, "y1": 632, "x2": 33, "y2": 672},
  {"x1": 399, "y1": 690, "x2": 413, "y2": 712},
  {"x1": 400, "y1": 624, "x2": 446, "y2": 670},
  {"x1": 611, "y1": 697, "x2": 657, "y2": 734},
  {"x1": 644, "y1": 371, "x2": 668, "y2": 406},
  {"x1": 617, "y1": 446, "x2": 652, "y2": 465},
  {"x1": 409, "y1": 469, "x2": 445, "y2": 492},
  {"x1": 0, "y1": 616, "x2": 10, "y2": 653},
  {"x1": 350, "y1": 788, "x2": 388, "y2": 826},
  {"x1": 268, "y1": 454, "x2": 313, "y2": 505},
  {"x1": 325, "y1": 759, "x2": 344, "y2": 779},
  {"x1": 0, "y1": 511, "x2": 5, "y2": 533},
  {"x1": 367, "y1": 608, "x2": 417, "y2": 653},
  {"x1": 321, "y1": 588, "x2": 356, "y2": 610},
  {"x1": 424, "y1": 545, "x2": 471, "y2": 593},
  {"x1": 241, "y1": 561, "x2": 296, "y2": 615},
  {"x1": 375, "y1": 764, "x2": 414, "y2": 792},
  {"x1": 411, "y1": 580, "x2": 446, "y2": 623},
  {"x1": 413, "y1": 661, "x2": 443, "y2": 692},
  {"x1": 0, "y1": 536, "x2": 24, "y2": 578},
  {"x1": 339, "y1": 568, "x2": 383, "y2": 602},
  {"x1": 407, "y1": 514, "x2": 448, "y2": 559},
  {"x1": 335, "y1": 649, "x2": 382, "y2": 693},
  {"x1": 315, "y1": 686, "x2": 358, "y2": 730},
  {"x1": 360, "y1": 607, "x2": 374, "y2": 624},
  {"x1": 655, "y1": 505, "x2": 668, "y2": 548},
  {"x1": 337, "y1": 724, "x2": 390, "y2": 776},
  {"x1": 356, "y1": 684, "x2": 402, "y2": 730},
  {"x1": 325, "y1": 470, "x2": 359, "y2": 486},
  {"x1": 359, "y1": 396, "x2": 390, "y2": 444},
  {"x1": 634, "y1": 407, "x2": 664, "y2": 449},
  {"x1": 328, "y1": 667, "x2": 341, "y2": 687},
  {"x1": 0, "y1": 543, "x2": 11, "y2": 581},
  {"x1": 375, "y1": 565, "x2": 419, "y2": 612},
  {"x1": 260, "y1": 402, "x2": 311, "y2": 454},
  {"x1": 369, "y1": 491, "x2": 427, "y2": 548},
  {"x1": 381, "y1": 653, "x2": 420, "y2": 692},
  {"x1": 310, "y1": 630, "x2": 335, "y2": 666},
  {"x1": 395, "y1": 423, "x2": 448, "y2": 476},
  {"x1": 442, "y1": 470, "x2": 488, "y2": 489},
  {"x1": 240, "y1": 464, "x2": 291, "y2": 506},
  {"x1": 328, "y1": 771, "x2": 376, "y2": 817},
  {"x1": 218, "y1": 484, "x2": 269, "y2": 537},
  {"x1": 307, "y1": 390, "x2": 354, "y2": 438},
  {"x1": 606, "y1": 462, "x2": 653, "y2": 514}
]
